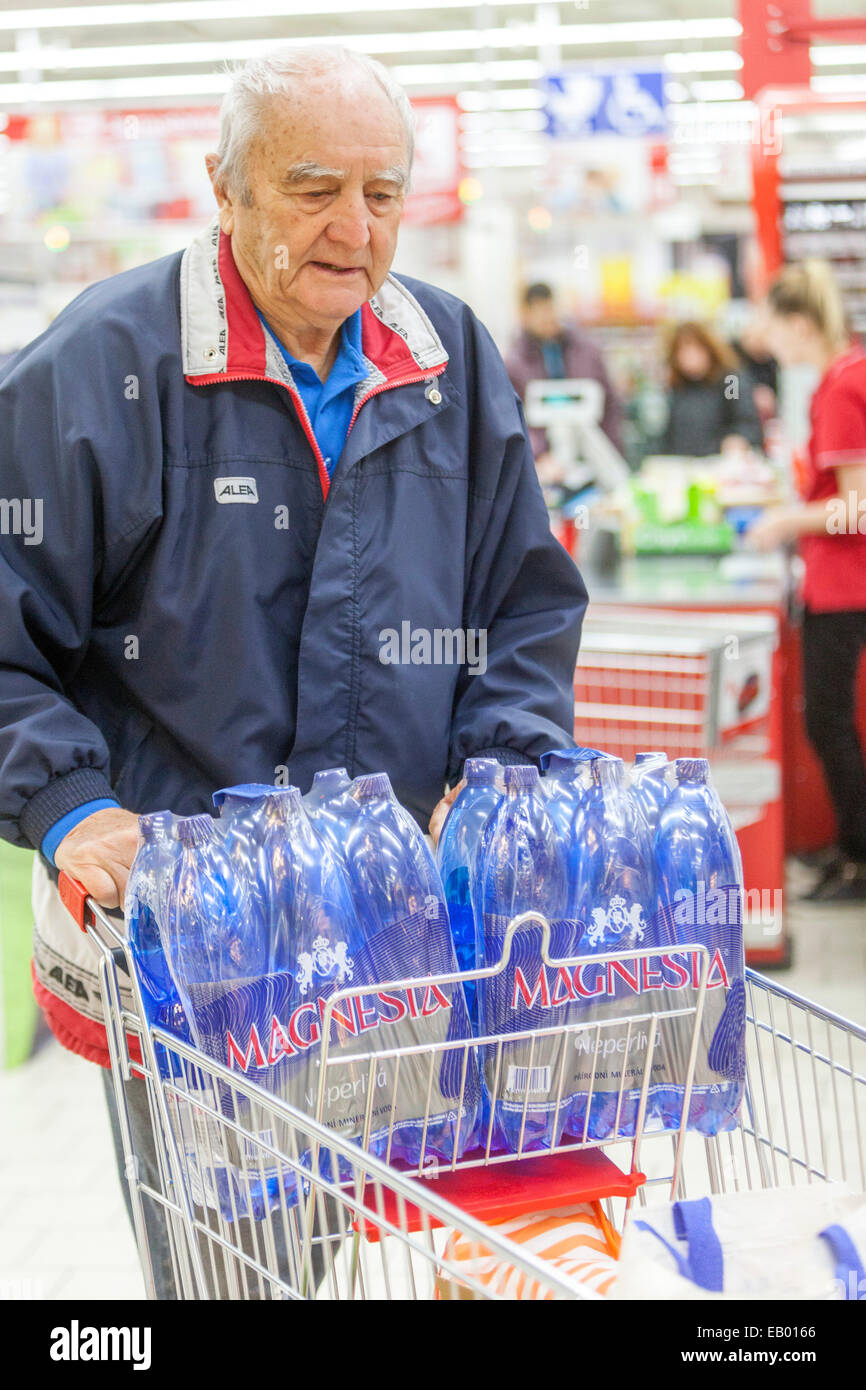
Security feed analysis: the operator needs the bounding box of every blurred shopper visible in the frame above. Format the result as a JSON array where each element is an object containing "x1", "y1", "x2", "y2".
[
  {"x1": 749, "y1": 260, "x2": 866, "y2": 901},
  {"x1": 0, "y1": 46, "x2": 587, "y2": 1293},
  {"x1": 655, "y1": 320, "x2": 764, "y2": 457},
  {"x1": 505, "y1": 282, "x2": 623, "y2": 481},
  {"x1": 733, "y1": 305, "x2": 779, "y2": 426}
]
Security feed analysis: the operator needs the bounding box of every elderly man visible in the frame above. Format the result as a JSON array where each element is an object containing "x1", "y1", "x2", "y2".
[{"x1": 0, "y1": 46, "x2": 586, "y2": 1293}]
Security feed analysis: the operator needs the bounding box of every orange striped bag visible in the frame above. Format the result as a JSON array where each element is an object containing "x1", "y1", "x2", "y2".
[{"x1": 436, "y1": 1202, "x2": 621, "y2": 1300}]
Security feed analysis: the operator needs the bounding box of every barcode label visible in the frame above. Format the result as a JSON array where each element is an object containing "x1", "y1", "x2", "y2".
[{"x1": 506, "y1": 1065, "x2": 553, "y2": 1096}]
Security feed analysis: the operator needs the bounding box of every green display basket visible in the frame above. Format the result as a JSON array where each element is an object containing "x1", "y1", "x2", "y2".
[
  {"x1": 632, "y1": 520, "x2": 734, "y2": 556},
  {"x1": 0, "y1": 842, "x2": 37, "y2": 1068}
]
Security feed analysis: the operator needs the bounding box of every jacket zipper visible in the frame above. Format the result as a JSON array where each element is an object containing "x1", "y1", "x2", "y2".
[
  {"x1": 346, "y1": 362, "x2": 447, "y2": 434},
  {"x1": 189, "y1": 361, "x2": 448, "y2": 501}
]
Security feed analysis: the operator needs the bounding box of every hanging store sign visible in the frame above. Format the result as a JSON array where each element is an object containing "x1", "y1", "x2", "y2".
[
  {"x1": 541, "y1": 69, "x2": 667, "y2": 140},
  {"x1": 402, "y1": 96, "x2": 464, "y2": 226}
]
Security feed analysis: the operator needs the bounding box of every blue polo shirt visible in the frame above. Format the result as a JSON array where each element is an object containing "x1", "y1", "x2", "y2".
[
  {"x1": 40, "y1": 309, "x2": 371, "y2": 864},
  {"x1": 257, "y1": 307, "x2": 369, "y2": 479}
]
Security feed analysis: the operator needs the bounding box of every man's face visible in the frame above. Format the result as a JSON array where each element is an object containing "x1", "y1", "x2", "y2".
[
  {"x1": 524, "y1": 298, "x2": 561, "y2": 340},
  {"x1": 210, "y1": 74, "x2": 408, "y2": 328}
]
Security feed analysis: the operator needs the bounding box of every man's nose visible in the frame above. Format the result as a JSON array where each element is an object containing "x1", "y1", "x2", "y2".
[{"x1": 325, "y1": 193, "x2": 372, "y2": 250}]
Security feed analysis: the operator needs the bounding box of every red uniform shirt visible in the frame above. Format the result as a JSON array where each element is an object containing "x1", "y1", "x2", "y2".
[{"x1": 799, "y1": 344, "x2": 866, "y2": 613}]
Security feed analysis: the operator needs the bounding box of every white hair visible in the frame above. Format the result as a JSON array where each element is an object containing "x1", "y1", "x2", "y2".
[{"x1": 211, "y1": 44, "x2": 415, "y2": 205}]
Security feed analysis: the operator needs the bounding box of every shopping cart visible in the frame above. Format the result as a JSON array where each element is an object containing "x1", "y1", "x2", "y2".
[{"x1": 60, "y1": 872, "x2": 865, "y2": 1301}]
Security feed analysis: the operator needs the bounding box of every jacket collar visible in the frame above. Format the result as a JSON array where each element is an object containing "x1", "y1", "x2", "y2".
[{"x1": 180, "y1": 216, "x2": 449, "y2": 392}]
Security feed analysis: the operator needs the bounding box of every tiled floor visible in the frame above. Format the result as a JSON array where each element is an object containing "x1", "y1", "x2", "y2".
[
  {"x1": 0, "y1": 863, "x2": 862, "y2": 1302},
  {"x1": 0, "y1": 1033, "x2": 145, "y2": 1301}
]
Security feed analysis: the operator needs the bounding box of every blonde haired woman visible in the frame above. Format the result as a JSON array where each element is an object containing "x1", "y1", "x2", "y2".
[{"x1": 750, "y1": 260, "x2": 866, "y2": 900}]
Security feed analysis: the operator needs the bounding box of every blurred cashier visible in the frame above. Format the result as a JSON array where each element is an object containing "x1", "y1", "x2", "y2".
[
  {"x1": 656, "y1": 321, "x2": 764, "y2": 458},
  {"x1": 749, "y1": 260, "x2": 866, "y2": 901}
]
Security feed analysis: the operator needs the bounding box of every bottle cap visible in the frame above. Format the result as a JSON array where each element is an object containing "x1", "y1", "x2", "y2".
[
  {"x1": 543, "y1": 751, "x2": 584, "y2": 778},
  {"x1": 176, "y1": 813, "x2": 216, "y2": 845},
  {"x1": 503, "y1": 764, "x2": 540, "y2": 790},
  {"x1": 539, "y1": 745, "x2": 609, "y2": 773},
  {"x1": 634, "y1": 751, "x2": 668, "y2": 766},
  {"x1": 352, "y1": 772, "x2": 393, "y2": 802},
  {"x1": 676, "y1": 758, "x2": 710, "y2": 784},
  {"x1": 313, "y1": 767, "x2": 349, "y2": 785},
  {"x1": 591, "y1": 756, "x2": 625, "y2": 787},
  {"x1": 139, "y1": 810, "x2": 175, "y2": 838},
  {"x1": 464, "y1": 758, "x2": 499, "y2": 785},
  {"x1": 212, "y1": 783, "x2": 288, "y2": 809},
  {"x1": 262, "y1": 786, "x2": 303, "y2": 817}
]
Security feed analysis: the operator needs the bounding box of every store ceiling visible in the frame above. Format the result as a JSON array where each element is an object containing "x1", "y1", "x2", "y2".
[{"x1": 0, "y1": 0, "x2": 864, "y2": 106}]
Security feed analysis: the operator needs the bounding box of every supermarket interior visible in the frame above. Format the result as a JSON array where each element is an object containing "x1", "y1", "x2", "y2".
[{"x1": 0, "y1": 0, "x2": 865, "y2": 1313}]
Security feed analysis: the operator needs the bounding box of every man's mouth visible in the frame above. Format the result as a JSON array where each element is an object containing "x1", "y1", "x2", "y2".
[{"x1": 310, "y1": 262, "x2": 363, "y2": 277}]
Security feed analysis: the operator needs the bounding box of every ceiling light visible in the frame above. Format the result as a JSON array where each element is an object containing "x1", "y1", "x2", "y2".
[
  {"x1": 690, "y1": 80, "x2": 745, "y2": 101},
  {"x1": 810, "y1": 45, "x2": 866, "y2": 66},
  {"x1": 0, "y1": 5, "x2": 741, "y2": 39},
  {"x1": 664, "y1": 51, "x2": 742, "y2": 73},
  {"x1": 457, "y1": 89, "x2": 543, "y2": 112},
  {"x1": 812, "y1": 73, "x2": 866, "y2": 92}
]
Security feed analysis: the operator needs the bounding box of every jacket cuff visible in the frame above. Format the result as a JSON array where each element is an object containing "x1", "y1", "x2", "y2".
[
  {"x1": 19, "y1": 768, "x2": 118, "y2": 853},
  {"x1": 450, "y1": 747, "x2": 535, "y2": 783}
]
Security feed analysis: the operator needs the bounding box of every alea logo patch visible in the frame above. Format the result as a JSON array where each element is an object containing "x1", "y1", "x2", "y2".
[{"x1": 214, "y1": 476, "x2": 258, "y2": 503}]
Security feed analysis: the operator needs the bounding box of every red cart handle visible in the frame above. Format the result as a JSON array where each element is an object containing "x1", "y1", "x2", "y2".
[{"x1": 58, "y1": 870, "x2": 95, "y2": 932}]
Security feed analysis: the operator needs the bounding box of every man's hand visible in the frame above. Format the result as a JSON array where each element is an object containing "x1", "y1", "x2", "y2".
[
  {"x1": 54, "y1": 807, "x2": 142, "y2": 910},
  {"x1": 429, "y1": 780, "x2": 465, "y2": 848}
]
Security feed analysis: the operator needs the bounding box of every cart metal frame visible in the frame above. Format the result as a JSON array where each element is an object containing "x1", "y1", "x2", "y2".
[{"x1": 61, "y1": 875, "x2": 866, "y2": 1301}]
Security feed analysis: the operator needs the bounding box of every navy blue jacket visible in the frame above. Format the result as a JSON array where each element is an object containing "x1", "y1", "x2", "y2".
[{"x1": 0, "y1": 218, "x2": 587, "y2": 850}]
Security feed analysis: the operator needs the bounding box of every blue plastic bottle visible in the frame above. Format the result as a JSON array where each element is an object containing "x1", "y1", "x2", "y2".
[
  {"x1": 162, "y1": 814, "x2": 269, "y2": 989},
  {"x1": 565, "y1": 757, "x2": 655, "y2": 1142},
  {"x1": 253, "y1": 787, "x2": 361, "y2": 976},
  {"x1": 475, "y1": 764, "x2": 575, "y2": 1154},
  {"x1": 126, "y1": 811, "x2": 191, "y2": 1042},
  {"x1": 213, "y1": 783, "x2": 280, "y2": 948},
  {"x1": 303, "y1": 767, "x2": 352, "y2": 812},
  {"x1": 341, "y1": 772, "x2": 480, "y2": 1165},
  {"x1": 541, "y1": 748, "x2": 613, "y2": 846},
  {"x1": 436, "y1": 758, "x2": 502, "y2": 1021},
  {"x1": 304, "y1": 770, "x2": 362, "y2": 870},
  {"x1": 653, "y1": 758, "x2": 746, "y2": 1136},
  {"x1": 159, "y1": 814, "x2": 280, "y2": 1219},
  {"x1": 215, "y1": 784, "x2": 304, "y2": 972},
  {"x1": 629, "y1": 752, "x2": 672, "y2": 839}
]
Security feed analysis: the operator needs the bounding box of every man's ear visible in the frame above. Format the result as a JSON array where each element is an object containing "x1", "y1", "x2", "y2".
[{"x1": 205, "y1": 153, "x2": 235, "y2": 235}]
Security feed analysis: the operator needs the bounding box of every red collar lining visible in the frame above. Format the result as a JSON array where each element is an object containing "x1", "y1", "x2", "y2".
[{"x1": 209, "y1": 231, "x2": 442, "y2": 385}]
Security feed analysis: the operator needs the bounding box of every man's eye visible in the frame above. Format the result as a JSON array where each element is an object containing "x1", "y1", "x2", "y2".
[{"x1": 368, "y1": 193, "x2": 393, "y2": 203}]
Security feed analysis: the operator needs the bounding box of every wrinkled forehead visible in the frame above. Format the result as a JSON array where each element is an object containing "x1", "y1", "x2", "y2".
[{"x1": 253, "y1": 79, "x2": 409, "y2": 172}]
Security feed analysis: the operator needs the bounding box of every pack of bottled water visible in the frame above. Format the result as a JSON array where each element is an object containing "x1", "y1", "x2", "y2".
[
  {"x1": 126, "y1": 777, "x2": 480, "y2": 1217},
  {"x1": 127, "y1": 747, "x2": 745, "y2": 1207},
  {"x1": 437, "y1": 749, "x2": 745, "y2": 1150}
]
